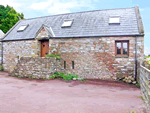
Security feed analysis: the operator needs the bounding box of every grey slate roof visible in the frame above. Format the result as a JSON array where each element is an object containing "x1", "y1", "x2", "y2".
[{"x1": 3, "y1": 6, "x2": 142, "y2": 41}]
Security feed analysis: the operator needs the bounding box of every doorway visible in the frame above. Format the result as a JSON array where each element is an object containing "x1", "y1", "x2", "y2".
[{"x1": 40, "y1": 40, "x2": 49, "y2": 57}]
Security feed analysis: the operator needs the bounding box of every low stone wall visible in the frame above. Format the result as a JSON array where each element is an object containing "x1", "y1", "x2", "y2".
[
  {"x1": 10, "y1": 56, "x2": 117, "y2": 80},
  {"x1": 9, "y1": 56, "x2": 143, "y2": 81},
  {"x1": 140, "y1": 65, "x2": 150, "y2": 108},
  {"x1": 9, "y1": 57, "x2": 64, "y2": 79},
  {"x1": 9, "y1": 56, "x2": 119, "y2": 80}
]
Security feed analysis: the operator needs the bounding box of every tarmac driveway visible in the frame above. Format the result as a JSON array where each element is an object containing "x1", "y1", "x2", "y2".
[{"x1": 0, "y1": 72, "x2": 148, "y2": 113}]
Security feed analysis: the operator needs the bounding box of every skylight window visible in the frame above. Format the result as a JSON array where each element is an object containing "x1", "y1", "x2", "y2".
[
  {"x1": 61, "y1": 19, "x2": 73, "y2": 28},
  {"x1": 109, "y1": 17, "x2": 120, "y2": 24},
  {"x1": 17, "y1": 25, "x2": 29, "y2": 31}
]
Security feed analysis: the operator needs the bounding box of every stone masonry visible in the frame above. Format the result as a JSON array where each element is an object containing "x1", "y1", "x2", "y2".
[
  {"x1": 49, "y1": 36, "x2": 144, "y2": 80},
  {"x1": 3, "y1": 40, "x2": 38, "y2": 72},
  {"x1": 10, "y1": 57, "x2": 63, "y2": 79},
  {"x1": 3, "y1": 35, "x2": 144, "y2": 80}
]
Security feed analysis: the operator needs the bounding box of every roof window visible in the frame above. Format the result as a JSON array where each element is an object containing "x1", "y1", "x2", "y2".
[
  {"x1": 17, "y1": 25, "x2": 29, "y2": 32},
  {"x1": 61, "y1": 19, "x2": 73, "y2": 28},
  {"x1": 109, "y1": 17, "x2": 120, "y2": 24}
]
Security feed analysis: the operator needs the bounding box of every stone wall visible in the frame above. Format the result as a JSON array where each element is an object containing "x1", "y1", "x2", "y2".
[
  {"x1": 3, "y1": 36, "x2": 144, "y2": 80},
  {"x1": 140, "y1": 65, "x2": 150, "y2": 108},
  {"x1": 49, "y1": 36, "x2": 144, "y2": 80},
  {"x1": 3, "y1": 40, "x2": 38, "y2": 72},
  {"x1": 137, "y1": 36, "x2": 144, "y2": 62},
  {"x1": 9, "y1": 57, "x2": 64, "y2": 79},
  {"x1": 137, "y1": 36, "x2": 144, "y2": 83}
]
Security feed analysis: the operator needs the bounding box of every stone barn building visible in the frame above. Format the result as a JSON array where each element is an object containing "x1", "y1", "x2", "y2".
[{"x1": 1, "y1": 6, "x2": 144, "y2": 80}]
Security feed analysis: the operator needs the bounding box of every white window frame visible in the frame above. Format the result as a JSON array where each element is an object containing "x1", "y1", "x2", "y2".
[
  {"x1": 61, "y1": 19, "x2": 73, "y2": 27},
  {"x1": 109, "y1": 17, "x2": 120, "y2": 24},
  {"x1": 17, "y1": 25, "x2": 29, "y2": 31}
]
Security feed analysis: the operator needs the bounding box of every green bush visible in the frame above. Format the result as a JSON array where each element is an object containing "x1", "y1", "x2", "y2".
[
  {"x1": 56, "y1": 56, "x2": 61, "y2": 59},
  {"x1": 49, "y1": 72, "x2": 78, "y2": 81},
  {"x1": 45, "y1": 54, "x2": 61, "y2": 59},
  {"x1": 45, "y1": 54, "x2": 55, "y2": 57},
  {"x1": 0, "y1": 66, "x2": 4, "y2": 71},
  {"x1": 54, "y1": 72, "x2": 60, "y2": 75},
  {"x1": 80, "y1": 78, "x2": 86, "y2": 81},
  {"x1": 15, "y1": 75, "x2": 19, "y2": 77},
  {"x1": 136, "y1": 83, "x2": 140, "y2": 87}
]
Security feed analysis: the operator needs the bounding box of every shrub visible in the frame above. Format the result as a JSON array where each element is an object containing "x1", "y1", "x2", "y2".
[
  {"x1": 136, "y1": 83, "x2": 140, "y2": 87},
  {"x1": 80, "y1": 78, "x2": 86, "y2": 81},
  {"x1": 55, "y1": 56, "x2": 61, "y2": 59},
  {"x1": 0, "y1": 66, "x2": 4, "y2": 71},
  {"x1": 45, "y1": 54, "x2": 55, "y2": 57},
  {"x1": 49, "y1": 72, "x2": 78, "y2": 81},
  {"x1": 15, "y1": 75, "x2": 19, "y2": 77},
  {"x1": 54, "y1": 72, "x2": 60, "y2": 75},
  {"x1": 45, "y1": 54, "x2": 61, "y2": 59}
]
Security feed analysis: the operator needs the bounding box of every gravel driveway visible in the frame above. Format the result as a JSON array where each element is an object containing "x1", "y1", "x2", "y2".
[{"x1": 0, "y1": 72, "x2": 148, "y2": 113}]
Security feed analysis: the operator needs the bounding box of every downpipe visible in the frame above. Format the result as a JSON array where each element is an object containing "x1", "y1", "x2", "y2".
[{"x1": 135, "y1": 36, "x2": 137, "y2": 81}]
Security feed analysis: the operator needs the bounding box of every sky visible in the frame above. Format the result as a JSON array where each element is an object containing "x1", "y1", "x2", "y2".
[{"x1": 0, "y1": 0, "x2": 150, "y2": 55}]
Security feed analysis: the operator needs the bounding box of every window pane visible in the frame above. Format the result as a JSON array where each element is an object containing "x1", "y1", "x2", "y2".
[
  {"x1": 117, "y1": 43, "x2": 121, "y2": 49},
  {"x1": 123, "y1": 48, "x2": 128, "y2": 55},
  {"x1": 109, "y1": 17, "x2": 120, "y2": 23},
  {"x1": 123, "y1": 42, "x2": 127, "y2": 49},
  {"x1": 117, "y1": 42, "x2": 121, "y2": 54},
  {"x1": 17, "y1": 25, "x2": 29, "y2": 31},
  {"x1": 62, "y1": 19, "x2": 73, "y2": 27}
]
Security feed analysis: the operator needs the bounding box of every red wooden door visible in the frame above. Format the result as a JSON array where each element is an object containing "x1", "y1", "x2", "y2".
[{"x1": 41, "y1": 41, "x2": 49, "y2": 57}]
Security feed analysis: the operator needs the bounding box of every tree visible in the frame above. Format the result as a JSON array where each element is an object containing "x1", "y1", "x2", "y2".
[{"x1": 0, "y1": 5, "x2": 24, "y2": 33}]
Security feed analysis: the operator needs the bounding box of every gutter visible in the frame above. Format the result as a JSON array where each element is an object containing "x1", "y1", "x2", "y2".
[
  {"x1": 49, "y1": 34, "x2": 144, "y2": 39},
  {"x1": 1, "y1": 34, "x2": 144, "y2": 42}
]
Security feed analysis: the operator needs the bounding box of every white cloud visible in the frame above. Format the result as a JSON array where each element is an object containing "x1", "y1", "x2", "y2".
[
  {"x1": 30, "y1": 0, "x2": 53, "y2": 10},
  {"x1": 48, "y1": 0, "x2": 84, "y2": 14},
  {"x1": 30, "y1": 0, "x2": 94, "y2": 14},
  {"x1": 146, "y1": 32, "x2": 150, "y2": 35},
  {"x1": 145, "y1": 47, "x2": 150, "y2": 56},
  {"x1": 139, "y1": 8, "x2": 145, "y2": 12},
  {"x1": 139, "y1": 7, "x2": 150, "y2": 12},
  {"x1": 0, "y1": 0, "x2": 22, "y2": 11}
]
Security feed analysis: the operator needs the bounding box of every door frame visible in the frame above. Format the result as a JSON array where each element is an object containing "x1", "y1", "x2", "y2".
[{"x1": 40, "y1": 39, "x2": 49, "y2": 57}]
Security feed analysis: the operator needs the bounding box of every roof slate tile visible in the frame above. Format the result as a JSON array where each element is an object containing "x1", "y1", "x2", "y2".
[{"x1": 3, "y1": 7, "x2": 141, "y2": 41}]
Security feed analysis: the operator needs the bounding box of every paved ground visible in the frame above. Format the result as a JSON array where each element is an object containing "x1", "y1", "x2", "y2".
[{"x1": 0, "y1": 72, "x2": 148, "y2": 113}]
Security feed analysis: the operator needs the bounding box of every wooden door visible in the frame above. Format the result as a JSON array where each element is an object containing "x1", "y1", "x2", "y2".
[{"x1": 41, "y1": 41, "x2": 49, "y2": 57}]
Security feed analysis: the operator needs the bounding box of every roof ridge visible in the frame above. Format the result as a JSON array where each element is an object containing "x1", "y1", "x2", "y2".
[{"x1": 23, "y1": 6, "x2": 135, "y2": 20}]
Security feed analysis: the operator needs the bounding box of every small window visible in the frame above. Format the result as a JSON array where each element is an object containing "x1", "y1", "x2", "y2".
[
  {"x1": 115, "y1": 41, "x2": 129, "y2": 56},
  {"x1": 64, "y1": 61, "x2": 66, "y2": 69},
  {"x1": 17, "y1": 25, "x2": 29, "y2": 32},
  {"x1": 72, "y1": 61, "x2": 74, "y2": 69},
  {"x1": 109, "y1": 17, "x2": 120, "y2": 24},
  {"x1": 61, "y1": 19, "x2": 73, "y2": 28}
]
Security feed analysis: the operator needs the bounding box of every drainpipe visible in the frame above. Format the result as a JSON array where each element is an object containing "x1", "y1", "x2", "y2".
[
  {"x1": 135, "y1": 36, "x2": 137, "y2": 81},
  {"x1": 1, "y1": 41, "x2": 3, "y2": 68}
]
